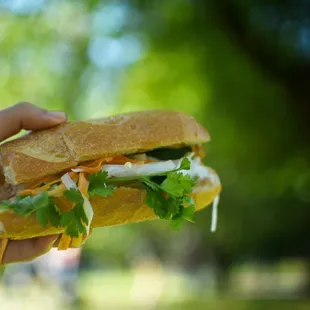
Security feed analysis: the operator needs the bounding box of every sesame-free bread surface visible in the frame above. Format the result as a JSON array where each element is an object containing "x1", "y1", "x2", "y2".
[{"x1": 0, "y1": 110, "x2": 210, "y2": 185}]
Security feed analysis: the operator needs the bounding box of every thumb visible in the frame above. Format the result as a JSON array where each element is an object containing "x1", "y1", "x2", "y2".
[
  {"x1": 1, "y1": 235, "x2": 58, "y2": 265},
  {"x1": 0, "y1": 102, "x2": 67, "y2": 141}
]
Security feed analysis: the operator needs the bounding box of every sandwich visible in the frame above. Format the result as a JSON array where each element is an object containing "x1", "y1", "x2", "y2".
[{"x1": 0, "y1": 110, "x2": 221, "y2": 258}]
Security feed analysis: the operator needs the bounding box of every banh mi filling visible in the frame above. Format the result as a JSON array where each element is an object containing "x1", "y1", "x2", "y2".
[{"x1": 0, "y1": 146, "x2": 221, "y2": 247}]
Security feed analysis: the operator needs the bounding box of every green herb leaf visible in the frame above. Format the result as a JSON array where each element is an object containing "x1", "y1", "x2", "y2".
[
  {"x1": 36, "y1": 201, "x2": 61, "y2": 228},
  {"x1": 64, "y1": 189, "x2": 84, "y2": 204},
  {"x1": 89, "y1": 186, "x2": 116, "y2": 197},
  {"x1": 171, "y1": 205, "x2": 195, "y2": 230},
  {"x1": 182, "y1": 195, "x2": 195, "y2": 208},
  {"x1": 2, "y1": 195, "x2": 37, "y2": 216},
  {"x1": 141, "y1": 177, "x2": 161, "y2": 191},
  {"x1": 181, "y1": 205, "x2": 195, "y2": 222},
  {"x1": 32, "y1": 191, "x2": 50, "y2": 210},
  {"x1": 161, "y1": 172, "x2": 196, "y2": 197},
  {"x1": 178, "y1": 157, "x2": 191, "y2": 170},
  {"x1": 88, "y1": 171, "x2": 116, "y2": 197},
  {"x1": 145, "y1": 188, "x2": 170, "y2": 219},
  {"x1": 2, "y1": 192, "x2": 62, "y2": 228},
  {"x1": 145, "y1": 188, "x2": 185, "y2": 221},
  {"x1": 62, "y1": 189, "x2": 88, "y2": 237},
  {"x1": 2, "y1": 192, "x2": 50, "y2": 216},
  {"x1": 60, "y1": 202, "x2": 87, "y2": 238},
  {"x1": 136, "y1": 159, "x2": 197, "y2": 229},
  {"x1": 89, "y1": 171, "x2": 109, "y2": 187}
]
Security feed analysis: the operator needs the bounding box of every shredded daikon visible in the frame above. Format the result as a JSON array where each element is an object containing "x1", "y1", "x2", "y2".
[
  {"x1": 101, "y1": 160, "x2": 177, "y2": 178},
  {"x1": 61, "y1": 173, "x2": 78, "y2": 190},
  {"x1": 71, "y1": 168, "x2": 84, "y2": 173},
  {"x1": 81, "y1": 195, "x2": 94, "y2": 235},
  {"x1": 99, "y1": 156, "x2": 218, "y2": 183},
  {"x1": 211, "y1": 195, "x2": 220, "y2": 232}
]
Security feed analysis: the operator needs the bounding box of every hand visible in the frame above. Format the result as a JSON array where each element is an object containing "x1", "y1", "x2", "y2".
[{"x1": 0, "y1": 102, "x2": 67, "y2": 265}]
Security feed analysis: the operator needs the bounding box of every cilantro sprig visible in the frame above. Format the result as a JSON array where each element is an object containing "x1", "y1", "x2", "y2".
[
  {"x1": 61, "y1": 189, "x2": 88, "y2": 237},
  {"x1": 143, "y1": 169, "x2": 197, "y2": 230},
  {"x1": 88, "y1": 171, "x2": 116, "y2": 197},
  {"x1": 0, "y1": 157, "x2": 198, "y2": 237},
  {"x1": 87, "y1": 157, "x2": 198, "y2": 229},
  {"x1": 1, "y1": 192, "x2": 62, "y2": 228},
  {"x1": 0, "y1": 190, "x2": 89, "y2": 238}
]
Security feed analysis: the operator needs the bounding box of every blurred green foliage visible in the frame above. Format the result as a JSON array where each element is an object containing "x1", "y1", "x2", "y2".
[{"x1": 0, "y1": 0, "x2": 310, "y2": 301}]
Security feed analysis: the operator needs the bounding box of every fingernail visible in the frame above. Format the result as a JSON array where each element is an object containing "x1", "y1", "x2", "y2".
[{"x1": 46, "y1": 111, "x2": 67, "y2": 122}]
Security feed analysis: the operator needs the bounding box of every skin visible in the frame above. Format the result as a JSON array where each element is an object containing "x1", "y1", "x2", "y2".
[{"x1": 0, "y1": 102, "x2": 68, "y2": 264}]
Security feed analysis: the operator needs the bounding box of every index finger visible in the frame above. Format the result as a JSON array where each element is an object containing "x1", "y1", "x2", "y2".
[
  {"x1": 0, "y1": 235, "x2": 58, "y2": 265},
  {"x1": 0, "y1": 102, "x2": 67, "y2": 141}
]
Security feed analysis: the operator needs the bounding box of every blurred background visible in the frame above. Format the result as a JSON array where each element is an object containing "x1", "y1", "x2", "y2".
[{"x1": 0, "y1": 0, "x2": 310, "y2": 309}]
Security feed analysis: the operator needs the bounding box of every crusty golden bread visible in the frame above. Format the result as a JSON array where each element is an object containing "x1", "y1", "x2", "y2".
[
  {"x1": 0, "y1": 181, "x2": 221, "y2": 240},
  {"x1": 0, "y1": 110, "x2": 210, "y2": 185}
]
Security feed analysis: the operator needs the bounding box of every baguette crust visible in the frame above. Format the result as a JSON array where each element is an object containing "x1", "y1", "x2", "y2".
[
  {"x1": 0, "y1": 182, "x2": 221, "y2": 240},
  {"x1": 0, "y1": 110, "x2": 210, "y2": 185}
]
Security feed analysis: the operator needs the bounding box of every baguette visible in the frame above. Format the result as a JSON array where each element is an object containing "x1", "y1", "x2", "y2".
[{"x1": 0, "y1": 109, "x2": 221, "y2": 255}]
